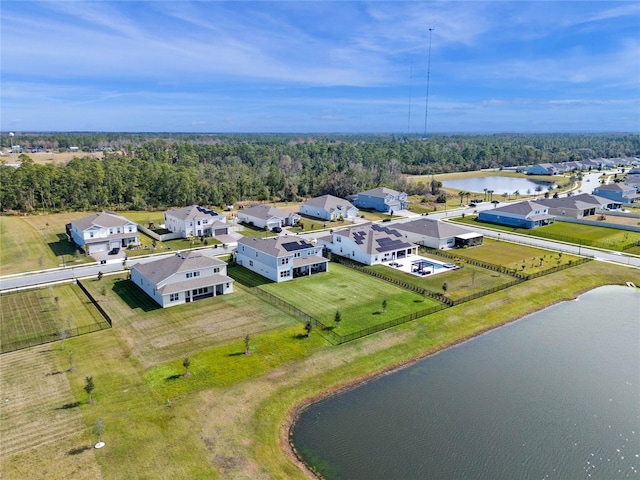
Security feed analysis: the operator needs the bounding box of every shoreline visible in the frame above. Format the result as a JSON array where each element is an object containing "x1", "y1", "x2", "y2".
[{"x1": 280, "y1": 283, "x2": 625, "y2": 479}]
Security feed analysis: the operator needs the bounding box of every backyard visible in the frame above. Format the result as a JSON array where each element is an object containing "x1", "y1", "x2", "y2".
[
  {"x1": 0, "y1": 283, "x2": 108, "y2": 352},
  {"x1": 258, "y1": 263, "x2": 442, "y2": 336}
]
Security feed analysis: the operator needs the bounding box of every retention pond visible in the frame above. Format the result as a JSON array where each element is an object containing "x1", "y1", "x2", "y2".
[{"x1": 291, "y1": 285, "x2": 640, "y2": 479}]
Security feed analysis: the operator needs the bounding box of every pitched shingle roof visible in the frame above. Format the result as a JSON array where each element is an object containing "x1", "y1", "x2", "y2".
[
  {"x1": 165, "y1": 205, "x2": 222, "y2": 221},
  {"x1": 71, "y1": 211, "x2": 135, "y2": 231},
  {"x1": 357, "y1": 187, "x2": 401, "y2": 198},
  {"x1": 240, "y1": 204, "x2": 297, "y2": 221},
  {"x1": 132, "y1": 251, "x2": 226, "y2": 285},
  {"x1": 302, "y1": 195, "x2": 355, "y2": 213},
  {"x1": 490, "y1": 200, "x2": 547, "y2": 215},
  {"x1": 237, "y1": 236, "x2": 319, "y2": 257},
  {"x1": 394, "y1": 218, "x2": 472, "y2": 239},
  {"x1": 335, "y1": 223, "x2": 413, "y2": 255}
]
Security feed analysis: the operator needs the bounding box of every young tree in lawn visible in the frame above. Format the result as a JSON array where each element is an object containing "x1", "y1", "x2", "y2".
[
  {"x1": 244, "y1": 334, "x2": 251, "y2": 355},
  {"x1": 183, "y1": 357, "x2": 191, "y2": 377},
  {"x1": 442, "y1": 282, "x2": 449, "y2": 293},
  {"x1": 93, "y1": 418, "x2": 105, "y2": 446},
  {"x1": 54, "y1": 296, "x2": 60, "y2": 311},
  {"x1": 382, "y1": 299, "x2": 387, "y2": 312},
  {"x1": 67, "y1": 351, "x2": 75, "y2": 372},
  {"x1": 84, "y1": 376, "x2": 95, "y2": 404},
  {"x1": 97, "y1": 271, "x2": 103, "y2": 281},
  {"x1": 304, "y1": 322, "x2": 313, "y2": 337},
  {"x1": 334, "y1": 310, "x2": 341, "y2": 326}
]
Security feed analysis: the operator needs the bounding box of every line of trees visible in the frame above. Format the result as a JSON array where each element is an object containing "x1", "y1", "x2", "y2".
[{"x1": 1, "y1": 133, "x2": 638, "y2": 213}]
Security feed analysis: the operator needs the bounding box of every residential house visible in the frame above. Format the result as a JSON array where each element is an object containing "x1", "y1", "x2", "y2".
[
  {"x1": 68, "y1": 211, "x2": 139, "y2": 255},
  {"x1": 393, "y1": 218, "x2": 483, "y2": 249},
  {"x1": 299, "y1": 195, "x2": 359, "y2": 221},
  {"x1": 353, "y1": 187, "x2": 408, "y2": 213},
  {"x1": 318, "y1": 223, "x2": 418, "y2": 265},
  {"x1": 237, "y1": 204, "x2": 300, "y2": 230},
  {"x1": 536, "y1": 194, "x2": 615, "y2": 218},
  {"x1": 236, "y1": 236, "x2": 328, "y2": 282},
  {"x1": 526, "y1": 163, "x2": 563, "y2": 175},
  {"x1": 592, "y1": 183, "x2": 638, "y2": 205},
  {"x1": 478, "y1": 201, "x2": 555, "y2": 229},
  {"x1": 164, "y1": 205, "x2": 228, "y2": 238},
  {"x1": 130, "y1": 251, "x2": 233, "y2": 308}
]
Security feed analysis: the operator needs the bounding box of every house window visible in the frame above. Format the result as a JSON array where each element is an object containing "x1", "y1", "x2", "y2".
[
  {"x1": 117, "y1": 228, "x2": 121, "y2": 233},
  {"x1": 109, "y1": 229, "x2": 113, "y2": 234},
  {"x1": 249, "y1": 260, "x2": 253, "y2": 267},
  {"x1": 169, "y1": 293, "x2": 179, "y2": 302},
  {"x1": 128, "y1": 226, "x2": 133, "y2": 232},
  {"x1": 255, "y1": 252, "x2": 258, "y2": 257},
  {"x1": 280, "y1": 270, "x2": 290, "y2": 278},
  {"x1": 214, "y1": 267, "x2": 220, "y2": 273},
  {"x1": 242, "y1": 246, "x2": 245, "y2": 251},
  {"x1": 89, "y1": 232, "x2": 94, "y2": 238},
  {"x1": 336, "y1": 236, "x2": 341, "y2": 242},
  {"x1": 281, "y1": 258, "x2": 289, "y2": 265},
  {"x1": 194, "y1": 271, "x2": 200, "y2": 277},
  {"x1": 186, "y1": 272, "x2": 193, "y2": 279},
  {"x1": 294, "y1": 252, "x2": 300, "y2": 258}
]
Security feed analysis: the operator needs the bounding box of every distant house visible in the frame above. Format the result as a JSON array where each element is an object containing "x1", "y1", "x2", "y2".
[
  {"x1": 164, "y1": 205, "x2": 228, "y2": 238},
  {"x1": 299, "y1": 195, "x2": 359, "y2": 221},
  {"x1": 536, "y1": 194, "x2": 614, "y2": 218},
  {"x1": 353, "y1": 187, "x2": 408, "y2": 213},
  {"x1": 318, "y1": 223, "x2": 418, "y2": 265},
  {"x1": 526, "y1": 163, "x2": 562, "y2": 175},
  {"x1": 236, "y1": 236, "x2": 328, "y2": 282},
  {"x1": 478, "y1": 201, "x2": 555, "y2": 229},
  {"x1": 237, "y1": 205, "x2": 300, "y2": 230},
  {"x1": 130, "y1": 251, "x2": 233, "y2": 308},
  {"x1": 393, "y1": 218, "x2": 483, "y2": 249},
  {"x1": 68, "y1": 211, "x2": 139, "y2": 255},
  {"x1": 592, "y1": 183, "x2": 638, "y2": 205}
]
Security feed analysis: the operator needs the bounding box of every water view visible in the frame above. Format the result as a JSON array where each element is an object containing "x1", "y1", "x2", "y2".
[
  {"x1": 292, "y1": 286, "x2": 640, "y2": 479},
  {"x1": 443, "y1": 176, "x2": 555, "y2": 195}
]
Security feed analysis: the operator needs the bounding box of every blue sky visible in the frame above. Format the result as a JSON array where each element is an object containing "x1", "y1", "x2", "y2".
[{"x1": 1, "y1": 1, "x2": 639, "y2": 133}]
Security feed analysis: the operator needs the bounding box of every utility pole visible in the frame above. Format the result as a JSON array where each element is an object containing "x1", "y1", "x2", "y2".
[{"x1": 424, "y1": 28, "x2": 434, "y2": 137}]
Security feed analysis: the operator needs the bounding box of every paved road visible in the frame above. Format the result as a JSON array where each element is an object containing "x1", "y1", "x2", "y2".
[{"x1": 0, "y1": 246, "x2": 237, "y2": 292}]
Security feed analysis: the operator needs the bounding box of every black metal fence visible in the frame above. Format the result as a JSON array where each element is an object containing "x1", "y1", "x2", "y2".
[
  {"x1": 1, "y1": 322, "x2": 111, "y2": 354},
  {"x1": 1, "y1": 280, "x2": 113, "y2": 354}
]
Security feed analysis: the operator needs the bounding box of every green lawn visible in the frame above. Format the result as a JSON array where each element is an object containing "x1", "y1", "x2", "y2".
[
  {"x1": 455, "y1": 216, "x2": 640, "y2": 251},
  {"x1": 367, "y1": 260, "x2": 516, "y2": 300},
  {"x1": 436, "y1": 239, "x2": 578, "y2": 274},
  {"x1": 258, "y1": 263, "x2": 442, "y2": 336},
  {"x1": 287, "y1": 215, "x2": 349, "y2": 234},
  {"x1": 237, "y1": 222, "x2": 277, "y2": 238},
  {"x1": 81, "y1": 275, "x2": 303, "y2": 367},
  {"x1": 0, "y1": 283, "x2": 107, "y2": 352}
]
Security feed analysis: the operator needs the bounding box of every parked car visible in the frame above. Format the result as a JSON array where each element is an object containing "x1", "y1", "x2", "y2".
[
  {"x1": 272, "y1": 226, "x2": 283, "y2": 233},
  {"x1": 108, "y1": 247, "x2": 120, "y2": 255}
]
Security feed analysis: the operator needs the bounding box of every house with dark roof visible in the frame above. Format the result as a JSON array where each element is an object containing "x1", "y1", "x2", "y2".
[
  {"x1": 236, "y1": 236, "x2": 328, "y2": 282},
  {"x1": 478, "y1": 201, "x2": 555, "y2": 229},
  {"x1": 393, "y1": 218, "x2": 483, "y2": 249},
  {"x1": 535, "y1": 194, "x2": 615, "y2": 218},
  {"x1": 592, "y1": 183, "x2": 638, "y2": 205},
  {"x1": 299, "y1": 195, "x2": 359, "y2": 221},
  {"x1": 164, "y1": 205, "x2": 228, "y2": 238},
  {"x1": 353, "y1": 187, "x2": 408, "y2": 213},
  {"x1": 68, "y1": 211, "x2": 139, "y2": 256},
  {"x1": 130, "y1": 251, "x2": 233, "y2": 308},
  {"x1": 318, "y1": 223, "x2": 418, "y2": 265},
  {"x1": 237, "y1": 205, "x2": 301, "y2": 230}
]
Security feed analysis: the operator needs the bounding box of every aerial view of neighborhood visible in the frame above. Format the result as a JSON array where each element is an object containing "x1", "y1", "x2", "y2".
[{"x1": 1, "y1": 1, "x2": 639, "y2": 480}]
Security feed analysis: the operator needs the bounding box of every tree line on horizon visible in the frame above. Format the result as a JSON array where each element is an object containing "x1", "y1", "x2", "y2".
[{"x1": 1, "y1": 133, "x2": 638, "y2": 213}]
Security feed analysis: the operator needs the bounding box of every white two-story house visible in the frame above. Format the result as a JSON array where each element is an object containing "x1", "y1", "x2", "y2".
[
  {"x1": 130, "y1": 251, "x2": 234, "y2": 308},
  {"x1": 236, "y1": 236, "x2": 328, "y2": 282},
  {"x1": 164, "y1": 205, "x2": 228, "y2": 238},
  {"x1": 237, "y1": 205, "x2": 301, "y2": 230},
  {"x1": 353, "y1": 187, "x2": 408, "y2": 213},
  {"x1": 318, "y1": 223, "x2": 418, "y2": 265},
  {"x1": 299, "y1": 194, "x2": 359, "y2": 221},
  {"x1": 68, "y1": 211, "x2": 139, "y2": 256}
]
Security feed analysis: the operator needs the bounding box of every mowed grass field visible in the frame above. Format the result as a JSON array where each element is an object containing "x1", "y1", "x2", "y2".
[
  {"x1": 81, "y1": 275, "x2": 304, "y2": 367},
  {"x1": 258, "y1": 263, "x2": 442, "y2": 336},
  {"x1": 433, "y1": 238, "x2": 580, "y2": 274},
  {"x1": 0, "y1": 213, "x2": 92, "y2": 275},
  {"x1": 368, "y1": 260, "x2": 517, "y2": 300},
  {"x1": 0, "y1": 284, "x2": 107, "y2": 352}
]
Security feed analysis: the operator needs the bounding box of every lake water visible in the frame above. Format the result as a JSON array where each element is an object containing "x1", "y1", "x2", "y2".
[
  {"x1": 443, "y1": 176, "x2": 555, "y2": 195},
  {"x1": 291, "y1": 286, "x2": 640, "y2": 479}
]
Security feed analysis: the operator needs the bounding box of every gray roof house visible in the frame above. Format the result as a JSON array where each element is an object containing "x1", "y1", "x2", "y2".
[
  {"x1": 478, "y1": 201, "x2": 555, "y2": 229},
  {"x1": 236, "y1": 236, "x2": 328, "y2": 282},
  {"x1": 353, "y1": 187, "x2": 409, "y2": 213},
  {"x1": 130, "y1": 251, "x2": 233, "y2": 308},
  {"x1": 164, "y1": 205, "x2": 228, "y2": 238},
  {"x1": 68, "y1": 211, "x2": 139, "y2": 257},
  {"x1": 536, "y1": 194, "x2": 615, "y2": 218},
  {"x1": 318, "y1": 223, "x2": 418, "y2": 265},
  {"x1": 592, "y1": 183, "x2": 638, "y2": 205},
  {"x1": 299, "y1": 195, "x2": 359, "y2": 221},
  {"x1": 393, "y1": 218, "x2": 483, "y2": 249},
  {"x1": 237, "y1": 205, "x2": 301, "y2": 230}
]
